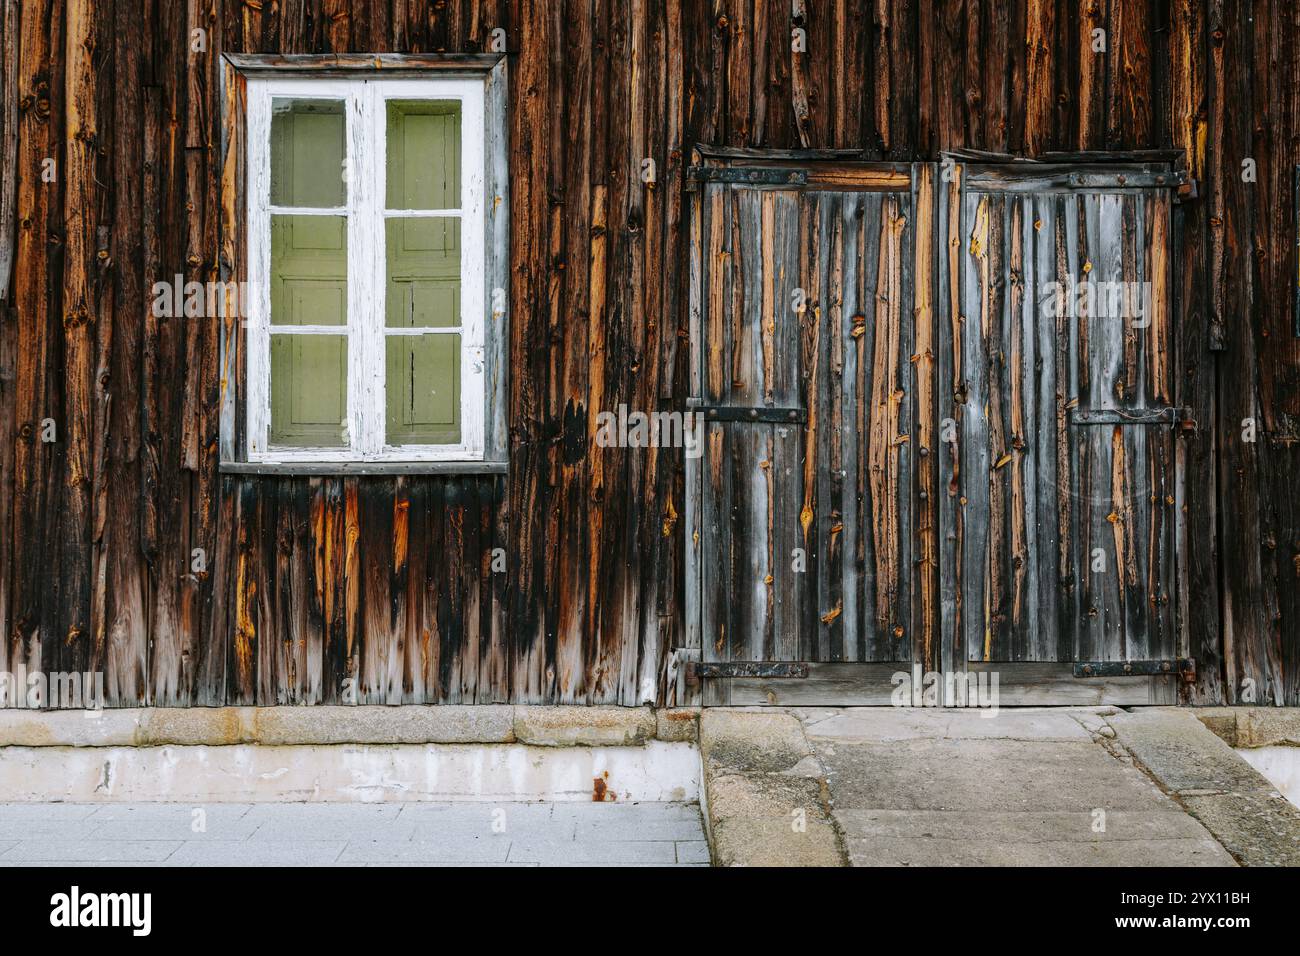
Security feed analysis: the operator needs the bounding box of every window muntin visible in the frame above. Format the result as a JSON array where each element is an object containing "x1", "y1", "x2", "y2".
[{"x1": 246, "y1": 77, "x2": 486, "y2": 462}]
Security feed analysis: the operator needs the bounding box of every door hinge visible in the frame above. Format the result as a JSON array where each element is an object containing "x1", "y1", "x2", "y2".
[
  {"x1": 698, "y1": 405, "x2": 806, "y2": 424},
  {"x1": 686, "y1": 165, "x2": 808, "y2": 189},
  {"x1": 1074, "y1": 659, "x2": 1196, "y2": 682},
  {"x1": 685, "y1": 661, "x2": 810, "y2": 681},
  {"x1": 1069, "y1": 407, "x2": 1194, "y2": 427},
  {"x1": 1066, "y1": 170, "x2": 1187, "y2": 190}
]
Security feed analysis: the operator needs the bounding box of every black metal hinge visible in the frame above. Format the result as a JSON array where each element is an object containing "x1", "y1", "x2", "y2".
[
  {"x1": 1074, "y1": 659, "x2": 1196, "y2": 682},
  {"x1": 1065, "y1": 170, "x2": 1188, "y2": 190},
  {"x1": 1070, "y1": 407, "x2": 1194, "y2": 427},
  {"x1": 697, "y1": 405, "x2": 806, "y2": 424},
  {"x1": 685, "y1": 166, "x2": 808, "y2": 189},
  {"x1": 685, "y1": 661, "x2": 810, "y2": 681}
]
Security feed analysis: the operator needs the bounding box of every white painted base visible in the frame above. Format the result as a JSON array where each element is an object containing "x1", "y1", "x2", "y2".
[
  {"x1": 1236, "y1": 746, "x2": 1300, "y2": 810},
  {"x1": 0, "y1": 741, "x2": 700, "y2": 804}
]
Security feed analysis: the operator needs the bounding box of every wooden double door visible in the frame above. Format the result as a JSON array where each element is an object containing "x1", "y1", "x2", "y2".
[{"x1": 684, "y1": 151, "x2": 1186, "y2": 706}]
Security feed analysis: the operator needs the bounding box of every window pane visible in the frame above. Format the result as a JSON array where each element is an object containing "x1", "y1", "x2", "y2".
[
  {"x1": 386, "y1": 333, "x2": 460, "y2": 445},
  {"x1": 385, "y1": 217, "x2": 460, "y2": 328},
  {"x1": 271, "y1": 98, "x2": 346, "y2": 208},
  {"x1": 272, "y1": 215, "x2": 347, "y2": 327},
  {"x1": 270, "y1": 334, "x2": 347, "y2": 447},
  {"x1": 385, "y1": 100, "x2": 460, "y2": 210}
]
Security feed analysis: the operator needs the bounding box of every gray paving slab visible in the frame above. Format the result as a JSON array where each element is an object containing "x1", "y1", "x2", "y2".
[
  {"x1": 397, "y1": 801, "x2": 555, "y2": 819},
  {"x1": 744, "y1": 708, "x2": 1252, "y2": 867},
  {"x1": 1106, "y1": 708, "x2": 1300, "y2": 866},
  {"x1": 0, "y1": 801, "x2": 707, "y2": 866},
  {"x1": 581, "y1": 818, "x2": 706, "y2": 841},
  {"x1": 0, "y1": 820, "x2": 104, "y2": 841},
  {"x1": 550, "y1": 801, "x2": 704, "y2": 823},
  {"x1": 507, "y1": 839, "x2": 678, "y2": 864},
  {"x1": 675, "y1": 840, "x2": 711, "y2": 863},
  {"x1": 1106, "y1": 709, "x2": 1276, "y2": 794},
  {"x1": 833, "y1": 809, "x2": 1214, "y2": 843},
  {"x1": 552, "y1": 862, "x2": 709, "y2": 867},
  {"x1": 166, "y1": 840, "x2": 347, "y2": 866},
  {"x1": 819, "y1": 737, "x2": 1174, "y2": 812},
  {"x1": 1180, "y1": 791, "x2": 1300, "y2": 867},
  {"x1": 90, "y1": 818, "x2": 263, "y2": 841},
  {"x1": 1, "y1": 839, "x2": 183, "y2": 863},
  {"x1": 844, "y1": 836, "x2": 1233, "y2": 867},
  {"x1": 85, "y1": 804, "x2": 254, "y2": 824},
  {"x1": 794, "y1": 707, "x2": 1098, "y2": 743},
  {"x1": 252, "y1": 818, "x2": 418, "y2": 841},
  {"x1": 0, "y1": 803, "x2": 100, "y2": 822},
  {"x1": 399, "y1": 802, "x2": 560, "y2": 837},
  {"x1": 409, "y1": 818, "x2": 563, "y2": 842},
  {"x1": 347, "y1": 861, "x2": 543, "y2": 867},
  {"x1": 699, "y1": 711, "x2": 845, "y2": 866},
  {"x1": 338, "y1": 838, "x2": 511, "y2": 864},
  {"x1": 242, "y1": 803, "x2": 403, "y2": 823},
  {"x1": 16, "y1": 861, "x2": 186, "y2": 867},
  {"x1": 245, "y1": 803, "x2": 415, "y2": 841}
]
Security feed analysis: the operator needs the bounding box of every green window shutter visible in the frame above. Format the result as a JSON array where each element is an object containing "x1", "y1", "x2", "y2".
[
  {"x1": 385, "y1": 334, "x2": 460, "y2": 445},
  {"x1": 386, "y1": 101, "x2": 460, "y2": 210},
  {"x1": 384, "y1": 101, "x2": 463, "y2": 447},
  {"x1": 385, "y1": 218, "x2": 459, "y2": 329},
  {"x1": 270, "y1": 99, "x2": 346, "y2": 208},
  {"x1": 269, "y1": 213, "x2": 348, "y2": 446},
  {"x1": 271, "y1": 334, "x2": 348, "y2": 447},
  {"x1": 267, "y1": 98, "x2": 349, "y2": 449}
]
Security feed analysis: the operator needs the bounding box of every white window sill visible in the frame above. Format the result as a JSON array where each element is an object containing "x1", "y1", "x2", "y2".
[{"x1": 220, "y1": 460, "x2": 507, "y2": 477}]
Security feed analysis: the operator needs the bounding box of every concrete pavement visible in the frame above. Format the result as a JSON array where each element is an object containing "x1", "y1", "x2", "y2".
[
  {"x1": 700, "y1": 707, "x2": 1274, "y2": 866},
  {"x1": 1108, "y1": 708, "x2": 1300, "y2": 866},
  {"x1": 800, "y1": 708, "x2": 1234, "y2": 866},
  {"x1": 0, "y1": 801, "x2": 708, "y2": 866}
]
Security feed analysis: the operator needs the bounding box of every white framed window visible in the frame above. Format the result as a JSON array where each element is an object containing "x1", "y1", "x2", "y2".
[{"x1": 243, "y1": 74, "x2": 489, "y2": 464}]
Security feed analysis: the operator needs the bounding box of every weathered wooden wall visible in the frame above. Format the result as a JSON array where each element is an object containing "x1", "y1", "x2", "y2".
[{"x1": 0, "y1": 0, "x2": 1297, "y2": 705}]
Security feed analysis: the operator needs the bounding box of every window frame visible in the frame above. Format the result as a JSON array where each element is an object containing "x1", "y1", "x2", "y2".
[{"x1": 219, "y1": 54, "x2": 509, "y2": 474}]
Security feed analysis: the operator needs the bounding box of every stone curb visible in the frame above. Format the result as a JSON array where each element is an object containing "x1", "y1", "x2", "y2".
[
  {"x1": 1194, "y1": 707, "x2": 1300, "y2": 749},
  {"x1": 513, "y1": 707, "x2": 656, "y2": 747},
  {"x1": 1106, "y1": 708, "x2": 1300, "y2": 867},
  {"x1": 699, "y1": 709, "x2": 846, "y2": 867},
  {"x1": 0, "y1": 705, "x2": 699, "y2": 748}
]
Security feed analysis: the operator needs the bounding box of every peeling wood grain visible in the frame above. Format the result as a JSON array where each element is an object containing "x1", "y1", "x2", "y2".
[{"x1": 1, "y1": 1, "x2": 1294, "y2": 707}]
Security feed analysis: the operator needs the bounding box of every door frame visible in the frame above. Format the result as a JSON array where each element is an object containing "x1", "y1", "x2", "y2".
[
  {"x1": 678, "y1": 149, "x2": 1190, "y2": 708},
  {"x1": 680, "y1": 148, "x2": 938, "y2": 706},
  {"x1": 936, "y1": 154, "x2": 1191, "y2": 708}
]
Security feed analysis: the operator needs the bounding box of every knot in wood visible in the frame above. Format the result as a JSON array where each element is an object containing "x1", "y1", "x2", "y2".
[{"x1": 64, "y1": 308, "x2": 91, "y2": 329}]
